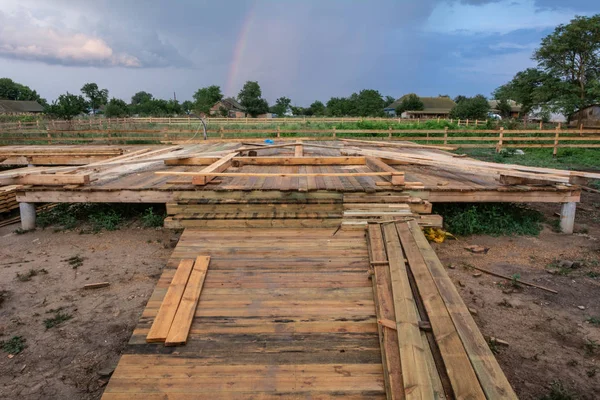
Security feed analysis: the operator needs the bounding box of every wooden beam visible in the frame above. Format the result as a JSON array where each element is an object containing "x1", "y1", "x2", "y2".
[
  {"x1": 191, "y1": 152, "x2": 238, "y2": 185},
  {"x1": 396, "y1": 222, "x2": 486, "y2": 399},
  {"x1": 167, "y1": 156, "x2": 366, "y2": 166},
  {"x1": 159, "y1": 171, "x2": 398, "y2": 178},
  {"x1": 146, "y1": 259, "x2": 195, "y2": 343},
  {"x1": 18, "y1": 174, "x2": 90, "y2": 186},
  {"x1": 165, "y1": 256, "x2": 210, "y2": 346},
  {"x1": 294, "y1": 140, "x2": 303, "y2": 157},
  {"x1": 406, "y1": 220, "x2": 517, "y2": 399},
  {"x1": 381, "y1": 223, "x2": 434, "y2": 398},
  {"x1": 365, "y1": 157, "x2": 405, "y2": 185},
  {"x1": 341, "y1": 138, "x2": 457, "y2": 151}
]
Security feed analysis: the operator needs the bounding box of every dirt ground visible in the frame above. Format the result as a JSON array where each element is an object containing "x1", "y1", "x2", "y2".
[
  {"x1": 0, "y1": 223, "x2": 174, "y2": 399},
  {"x1": 0, "y1": 194, "x2": 599, "y2": 399}
]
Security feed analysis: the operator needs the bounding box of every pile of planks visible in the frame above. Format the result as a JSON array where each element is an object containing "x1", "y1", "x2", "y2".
[
  {"x1": 342, "y1": 142, "x2": 600, "y2": 185},
  {"x1": 146, "y1": 256, "x2": 210, "y2": 346},
  {"x1": 368, "y1": 220, "x2": 517, "y2": 399},
  {"x1": 0, "y1": 185, "x2": 19, "y2": 213},
  {"x1": 0, "y1": 146, "x2": 123, "y2": 165}
]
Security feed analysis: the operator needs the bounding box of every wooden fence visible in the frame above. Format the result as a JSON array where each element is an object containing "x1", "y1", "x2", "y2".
[
  {"x1": 1, "y1": 125, "x2": 600, "y2": 154},
  {"x1": 0, "y1": 116, "x2": 564, "y2": 131}
]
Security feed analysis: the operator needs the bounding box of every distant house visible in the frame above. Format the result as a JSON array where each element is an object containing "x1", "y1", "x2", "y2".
[
  {"x1": 0, "y1": 100, "x2": 44, "y2": 114},
  {"x1": 488, "y1": 100, "x2": 521, "y2": 118},
  {"x1": 210, "y1": 98, "x2": 246, "y2": 118},
  {"x1": 568, "y1": 105, "x2": 600, "y2": 128},
  {"x1": 529, "y1": 107, "x2": 567, "y2": 124},
  {"x1": 384, "y1": 96, "x2": 456, "y2": 118}
]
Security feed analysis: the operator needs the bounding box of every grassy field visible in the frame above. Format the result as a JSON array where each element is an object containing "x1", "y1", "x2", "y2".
[{"x1": 456, "y1": 147, "x2": 600, "y2": 171}]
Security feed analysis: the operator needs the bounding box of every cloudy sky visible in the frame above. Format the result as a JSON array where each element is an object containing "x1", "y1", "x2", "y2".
[{"x1": 0, "y1": 0, "x2": 598, "y2": 106}]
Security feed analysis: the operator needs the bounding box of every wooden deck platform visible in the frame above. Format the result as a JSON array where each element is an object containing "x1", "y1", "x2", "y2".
[
  {"x1": 102, "y1": 225, "x2": 516, "y2": 399},
  {"x1": 103, "y1": 228, "x2": 385, "y2": 399},
  {"x1": 12, "y1": 142, "x2": 579, "y2": 204}
]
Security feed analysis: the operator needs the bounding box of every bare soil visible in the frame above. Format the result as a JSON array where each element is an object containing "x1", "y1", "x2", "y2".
[
  {"x1": 0, "y1": 194, "x2": 599, "y2": 399},
  {"x1": 0, "y1": 223, "x2": 174, "y2": 399}
]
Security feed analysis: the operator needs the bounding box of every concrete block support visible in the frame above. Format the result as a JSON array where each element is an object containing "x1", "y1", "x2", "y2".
[
  {"x1": 19, "y1": 202, "x2": 36, "y2": 231},
  {"x1": 559, "y1": 202, "x2": 576, "y2": 234}
]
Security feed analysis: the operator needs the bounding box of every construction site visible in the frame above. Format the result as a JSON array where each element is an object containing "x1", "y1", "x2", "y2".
[{"x1": 1, "y1": 134, "x2": 600, "y2": 399}]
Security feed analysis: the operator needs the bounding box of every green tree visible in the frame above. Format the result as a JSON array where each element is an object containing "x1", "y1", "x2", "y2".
[
  {"x1": 0, "y1": 78, "x2": 47, "y2": 106},
  {"x1": 326, "y1": 97, "x2": 357, "y2": 116},
  {"x1": 309, "y1": 101, "x2": 326, "y2": 116},
  {"x1": 238, "y1": 81, "x2": 269, "y2": 117},
  {"x1": 384, "y1": 96, "x2": 396, "y2": 107},
  {"x1": 533, "y1": 14, "x2": 600, "y2": 121},
  {"x1": 181, "y1": 100, "x2": 194, "y2": 113},
  {"x1": 104, "y1": 98, "x2": 130, "y2": 118},
  {"x1": 395, "y1": 93, "x2": 424, "y2": 116},
  {"x1": 271, "y1": 97, "x2": 292, "y2": 116},
  {"x1": 131, "y1": 91, "x2": 153, "y2": 105},
  {"x1": 496, "y1": 99, "x2": 513, "y2": 118},
  {"x1": 80, "y1": 83, "x2": 108, "y2": 115},
  {"x1": 355, "y1": 89, "x2": 385, "y2": 117},
  {"x1": 449, "y1": 95, "x2": 490, "y2": 120},
  {"x1": 193, "y1": 85, "x2": 223, "y2": 115},
  {"x1": 493, "y1": 68, "x2": 554, "y2": 116},
  {"x1": 45, "y1": 93, "x2": 87, "y2": 120},
  {"x1": 454, "y1": 95, "x2": 468, "y2": 104}
]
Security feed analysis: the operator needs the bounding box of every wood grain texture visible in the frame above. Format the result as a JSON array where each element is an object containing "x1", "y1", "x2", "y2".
[
  {"x1": 146, "y1": 259, "x2": 194, "y2": 343},
  {"x1": 165, "y1": 256, "x2": 210, "y2": 346}
]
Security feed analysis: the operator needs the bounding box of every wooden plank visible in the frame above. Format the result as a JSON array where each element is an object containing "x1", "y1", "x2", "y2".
[
  {"x1": 18, "y1": 174, "x2": 90, "y2": 186},
  {"x1": 396, "y1": 222, "x2": 485, "y2": 399},
  {"x1": 167, "y1": 156, "x2": 366, "y2": 166},
  {"x1": 146, "y1": 259, "x2": 195, "y2": 343},
  {"x1": 367, "y1": 225, "x2": 404, "y2": 400},
  {"x1": 159, "y1": 171, "x2": 397, "y2": 178},
  {"x1": 165, "y1": 256, "x2": 211, "y2": 346},
  {"x1": 406, "y1": 220, "x2": 517, "y2": 399},
  {"x1": 365, "y1": 157, "x2": 405, "y2": 185},
  {"x1": 192, "y1": 152, "x2": 238, "y2": 185},
  {"x1": 381, "y1": 223, "x2": 434, "y2": 399},
  {"x1": 295, "y1": 140, "x2": 303, "y2": 157}
]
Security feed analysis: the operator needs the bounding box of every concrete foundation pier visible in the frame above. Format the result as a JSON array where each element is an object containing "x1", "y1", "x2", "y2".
[
  {"x1": 19, "y1": 202, "x2": 36, "y2": 231},
  {"x1": 559, "y1": 202, "x2": 576, "y2": 234}
]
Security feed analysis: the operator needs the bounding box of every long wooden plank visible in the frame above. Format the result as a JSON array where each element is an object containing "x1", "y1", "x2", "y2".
[
  {"x1": 158, "y1": 171, "x2": 396, "y2": 177},
  {"x1": 165, "y1": 255, "x2": 211, "y2": 346},
  {"x1": 396, "y1": 222, "x2": 485, "y2": 399},
  {"x1": 365, "y1": 157, "x2": 405, "y2": 185},
  {"x1": 381, "y1": 223, "x2": 434, "y2": 399},
  {"x1": 146, "y1": 259, "x2": 195, "y2": 343},
  {"x1": 367, "y1": 225, "x2": 404, "y2": 400},
  {"x1": 406, "y1": 220, "x2": 517, "y2": 399},
  {"x1": 192, "y1": 152, "x2": 238, "y2": 185},
  {"x1": 18, "y1": 174, "x2": 90, "y2": 186}
]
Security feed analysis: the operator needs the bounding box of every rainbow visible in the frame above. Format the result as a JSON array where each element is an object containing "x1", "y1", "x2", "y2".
[{"x1": 225, "y1": 3, "x2": 257, "y2": 96}]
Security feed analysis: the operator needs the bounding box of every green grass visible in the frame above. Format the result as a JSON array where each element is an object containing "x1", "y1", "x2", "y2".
[
  {"x1": 1, "y1": 336, "x2": 26, "y2": 355},
  {"x1": 586, "y1": 316, "x2": 600, "y2": 326},
  {"x1": 44, "y1": 311, "x2": 73, "y2": 329},
  {"x1": 539, "y1": 381, "x2": 576, "y2": 400},
  {"x1": 16, "y1": 268, "x2": 48, "y2": 282},
  {"x1": 433, "y1": 203, "x2": 544, "y2": 236},
  {"x1": 456, "y1": 147, "x2": 600, "y2": 170},
  {"x1": 37, "y1": 203, "x2": 165, "y2": 231}
]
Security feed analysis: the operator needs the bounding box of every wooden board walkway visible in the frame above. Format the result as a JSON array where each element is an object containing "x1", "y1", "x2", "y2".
[
  {"x1": 102, "y1": 228, "x2": 386, "y2": 399},
  {"x1": 102, "y1": 225, "x2": 516, "y2": 399}
]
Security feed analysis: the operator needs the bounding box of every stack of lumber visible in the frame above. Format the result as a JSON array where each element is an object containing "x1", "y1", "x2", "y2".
[
  {"x1": 0, "y1": 146, "x2": 123, "y2": 165},
  {"x1": 164, "y1": 195, "x2": 344, "y2": 229},
  {"x1": 342, "y1": 144, "x2": 600, "y2": 185},
  {"x1": 146, "y1": 256, "x2": 210, "y2": 346},
  {"x1": 368, "y1": 220, "x2": 516, "y2": 399},
  {"x1": 0, "y1": 185, "x2": 19, "y2": 213}
]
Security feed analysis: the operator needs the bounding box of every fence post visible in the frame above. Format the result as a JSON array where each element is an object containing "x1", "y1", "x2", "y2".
[
  {"x1": 475, "y1": 119, "x2": 479, "y2": 126},
  {"x1": 580, "y1": 123, "x2": 584, "y2": 136},
  {"x1": 417, "y1": 118, "x2": 420, "y2": 126},
  {"x1": 332, "y1": 127, "x2": 336, "y2": 138},
  {"x1": 388, "y1": 126, "x2": 392, "y2": 138},
  {"x1": 444, "y1": 126, "x2": 448, "y2": 145},
  {"x1": 426, "y1": 131, "x2": 429, "y2": 144},
  {"x1": 539, "y1": 120, "x2": 543, "y2": 130},
  {"x1": 496, "y1": 127, "x2": 504, "y2": 153},
  {"x1": 36, "y1": 120, "x2": 40, "y2": 129},
  {"x1": 47, "y1": 132, "x2": 52, "y2": 145},
  {"x1": 437, "y1": 117, "x2": 440, "y2": 123},
  {"x1": 466, "y1": 119, "x2": 469, "y2": 126},
  {"x1": 277, "y1": 126, "x2": 281, "y2": 138},
  {"x1": 18, "y1": 120, "x2": 22, "y2": 130},
  {"x1": 220, "y1": 126, "x2": 224, "y2": 139},
  {"x1": 553, "y1": 124, "x2": 560, "y2": 157}
]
